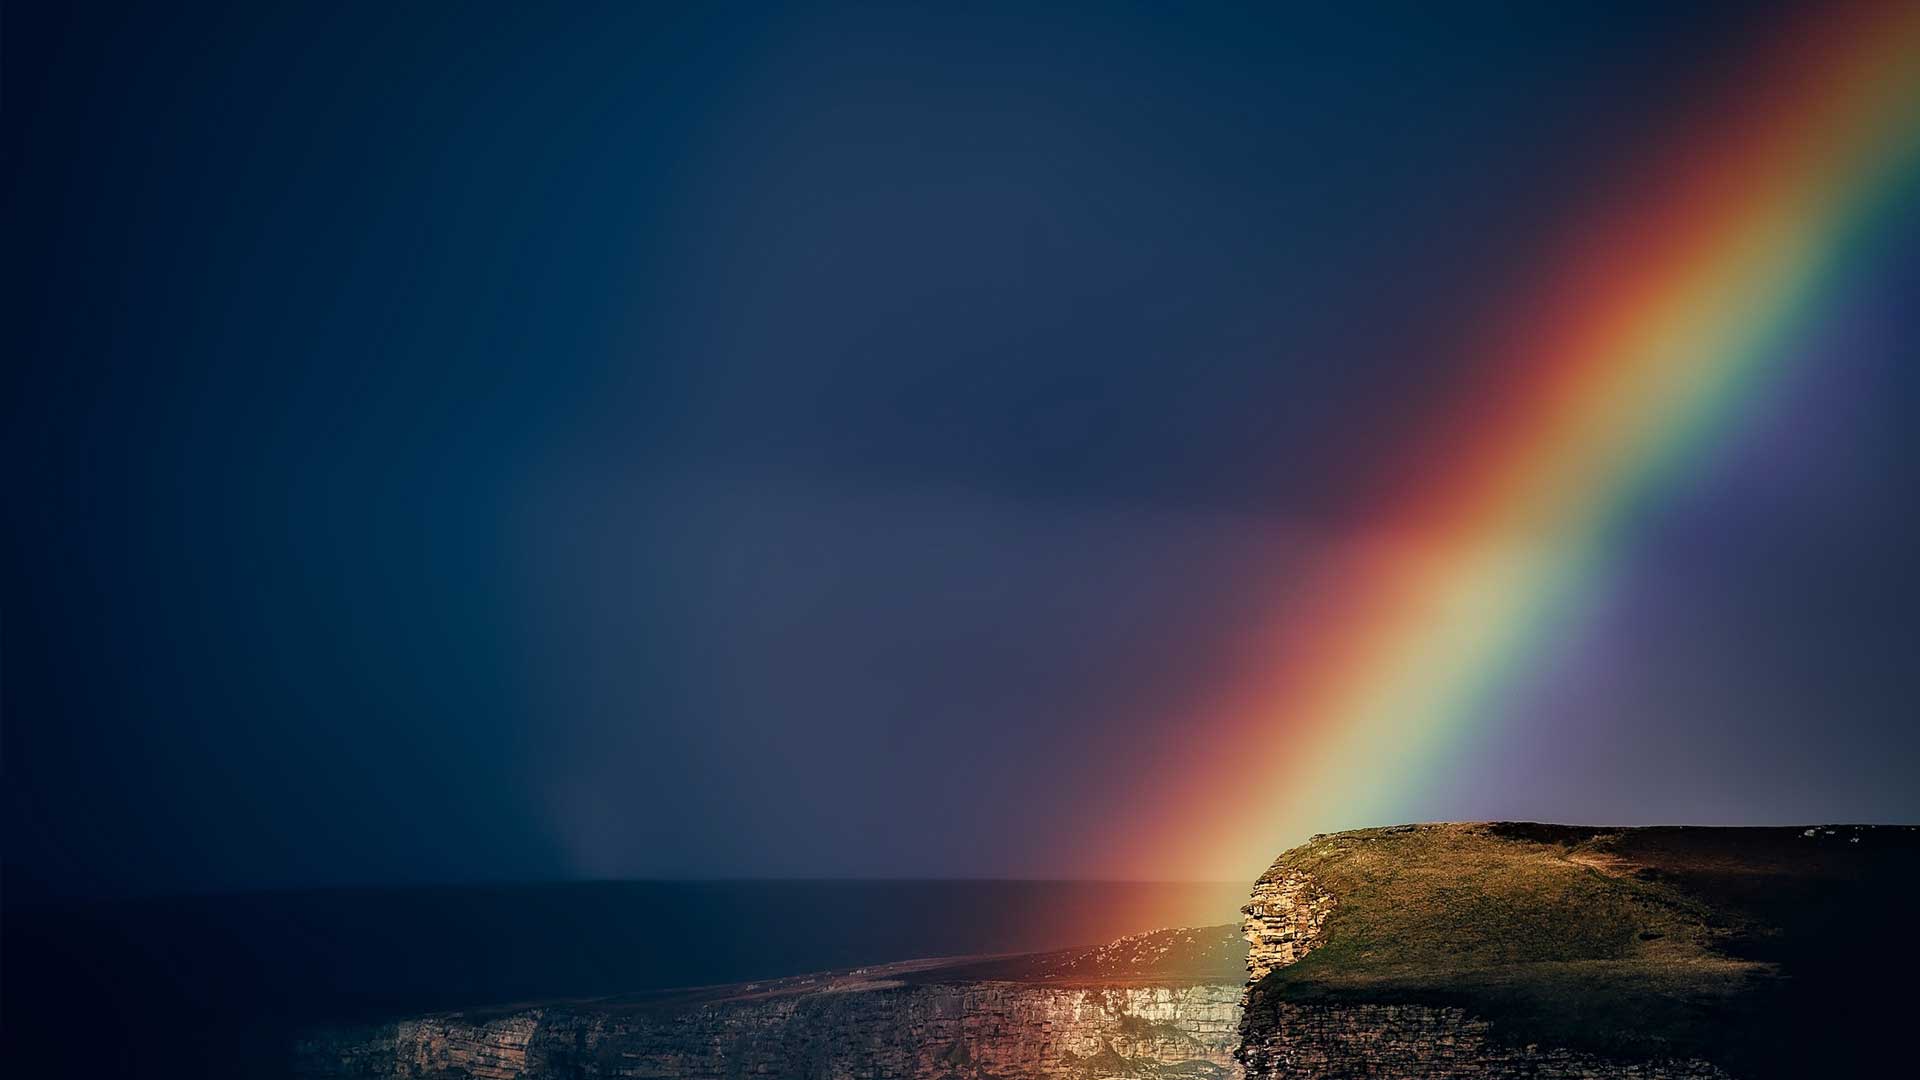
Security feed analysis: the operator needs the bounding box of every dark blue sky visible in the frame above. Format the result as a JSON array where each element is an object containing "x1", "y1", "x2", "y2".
[{"x1": 7, "y1": 1, "x2": 1916, "y2": 897}]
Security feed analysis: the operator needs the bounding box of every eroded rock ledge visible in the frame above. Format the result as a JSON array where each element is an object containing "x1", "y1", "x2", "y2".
[{"x1": 1241, "y1": 859, "x2": 1334, "y2": 982}]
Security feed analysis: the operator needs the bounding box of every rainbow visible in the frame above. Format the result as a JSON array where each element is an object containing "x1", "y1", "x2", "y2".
[{"x1": 1136, "y1": 3, "x2": 1920, "y2": 881}]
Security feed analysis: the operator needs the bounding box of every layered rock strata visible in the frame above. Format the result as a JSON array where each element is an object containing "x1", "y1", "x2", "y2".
[{"x1": 1241, "y1": 861, "x2": 1334, "y2": 982}]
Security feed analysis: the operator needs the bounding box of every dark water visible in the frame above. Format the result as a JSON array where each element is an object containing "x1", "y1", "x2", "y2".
[{"x1": 3, "y1": 879, "x2": 1245, "y2": 1077}]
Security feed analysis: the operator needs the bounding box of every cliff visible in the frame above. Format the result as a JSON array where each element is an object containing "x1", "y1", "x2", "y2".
[
  {"x1": 292, "y1": 823, "x2": 1919, "y2": 1079},
  {"x1": 1238, "y1": 822, "x2": 1920, "y2": 1079},
  {"x1": 294, "y1": 926, "x2": 1247, "y2": 1079}
]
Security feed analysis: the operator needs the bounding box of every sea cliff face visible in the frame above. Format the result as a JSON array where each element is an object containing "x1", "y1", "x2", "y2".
[
  {"x1": 1241, "y1": 862, "x2": 1334, "y2": 983},
  {"x1": 294, "y1": 928, "x2": 1246, "y2": 1080}
]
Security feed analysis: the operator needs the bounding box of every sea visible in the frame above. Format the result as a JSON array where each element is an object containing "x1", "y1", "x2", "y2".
[{"x1": 3, "y1": 879, "x2": 1248, "y2": 1077}]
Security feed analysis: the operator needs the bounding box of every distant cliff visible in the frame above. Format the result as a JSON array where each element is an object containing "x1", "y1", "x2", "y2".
[
  {"x1": 1237, "y1": 822, "x2": 1920, "y2": 1079},
  {"x1": 295, "y1": 927, "x2": 1246, "y2": 1079}
]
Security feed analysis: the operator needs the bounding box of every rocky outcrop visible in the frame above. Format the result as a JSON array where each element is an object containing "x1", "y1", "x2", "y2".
[
  {"x1": 305, "y1": 1014, "x2": 538, "y2": 1080},
  {"x1": 1241, "y1": 857, "x2": 1334, "y2": 982},
  {"x1": 295, "y1": 928, "x2": 1246, "y2": 1080},
  {"x1": 1238, "y1": 1003, "x2": 1724, "y2": 1080}
]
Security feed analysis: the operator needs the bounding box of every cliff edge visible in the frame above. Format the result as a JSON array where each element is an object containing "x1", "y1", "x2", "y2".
[{"x1": 1238, "y1": 822, "x2": 1920, "y2": 1079}]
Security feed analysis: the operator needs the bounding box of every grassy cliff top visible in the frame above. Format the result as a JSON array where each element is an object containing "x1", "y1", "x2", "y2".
[{"x1": 1249, "y1": 822, "x2": 1920, "y2": 1077}]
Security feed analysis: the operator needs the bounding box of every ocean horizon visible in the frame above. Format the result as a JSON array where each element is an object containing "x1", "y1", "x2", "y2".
[{"x1": 5, "y1": 878, "x2": 1250, "y2": 1076}]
